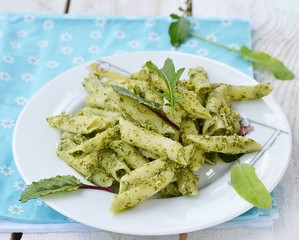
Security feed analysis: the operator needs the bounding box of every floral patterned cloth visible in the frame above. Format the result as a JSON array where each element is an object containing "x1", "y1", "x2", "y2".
[{"x1": 0, "y1": 13, "x2": 277, "y2": 225}]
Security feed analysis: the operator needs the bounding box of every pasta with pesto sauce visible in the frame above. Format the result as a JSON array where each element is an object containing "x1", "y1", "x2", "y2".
[{"x1": 47, "y1": 60, "x2": 272, "y2": 213}]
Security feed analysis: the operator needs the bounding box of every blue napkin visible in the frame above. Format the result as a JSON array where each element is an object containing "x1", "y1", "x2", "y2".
[{"x1": 0, "y1": 13, "x2": 277, "y2": 224}]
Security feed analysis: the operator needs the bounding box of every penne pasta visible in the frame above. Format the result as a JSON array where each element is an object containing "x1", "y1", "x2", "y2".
[{"x1": 46, "y1": 60, "x2": 272, "y2": 213}]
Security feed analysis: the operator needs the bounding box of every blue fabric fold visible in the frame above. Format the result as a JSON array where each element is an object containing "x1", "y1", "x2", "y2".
[{"x1": 0, "y1": 13, "x2": 277, "y2": 224}]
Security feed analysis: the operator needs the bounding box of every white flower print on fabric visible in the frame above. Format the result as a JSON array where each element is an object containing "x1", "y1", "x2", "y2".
[
  {"x1": 89, "y1": 31, "x2": 101, "y2": 40},
  {"x1": 95, "y1": 18, "x2": 106, "y2": 27},
  {"x1": 0, "y1": 165, "x2": 14, "y2": 176},
  {"x1": 8, "y1": 204, "x2": 24, "y2": 215},
  {"x1": 14, "y1": 181, "x2": 26, "y2": 191},
  {"x1": 24, "y1": 15, "x2": 35, "y2": 23},
  {"x1": 23, "y1": 15, "x2": 35, "y2": 23},
  {"x1": 190, "y1": 20, "x2": 200, "y2": 30},
  {"x1": 206, "y1": 34, "x2": 218, "y2": 42},
  {"x1": 14, "y1": 96, "x2": 28, "y2": 106},
  {"x1": 2, "y1": 55, "x2": 15, "y2": 64},
  {"x1": 88, "y1": 45, "x2": 100, "y2": 54},
  {"x1": 145, "y1": 19, "x2": 156, "y2": 27},
  {"x1": 36, "y1": 200, "x2": 48, "y2": 207},
  {"x1": 36, "y1": 40, "x2": 48, "y2": 48},
  {"x1": 196, "y1": 48, "x2": 209, "y2": 57},
  {"x1": 228, "y1": 43, "x2": 240, "y2": 51},
  {"x1": 0, "y1": 72, "x2": 11, "y2": 81},
  {"x1": 10, "y1": 41, "x2": 21, "y2": 49},
  {"x1": 114, "y1": 30, "x2": 126, "y2": 39},
  {"x1": 16, "y1": 30, "x2": 28, "y2": 38},
  {"x1": 21, "y1": 73, "x2": 34, "y2": 82},
  {"x1": 46, "y1": 60, "x2": 59, "y2": 69},
  {"x1": 221, "y1": 19, "x2": 232, "y2": 27},
  {"x1": 1, "y1": 118, "x2": 15, "y2": 128},
  {"x1": 148, "y1": 32, "x2": 160, "y2": 41},
  {"x1": 61, "y1": 46, "x2": 73, "y2": 55},
  {"x1": 72, "y1": 56, "x2": 85, "y2": 65},
  {"x1": 27, "y1": 56, "x2": 39, "y2": 65},
  {"x1": 128, "y1": 40, "x2": 141, "y2": 48},
  {"x1": 43, "y1": 20, "x2": 54, "y2": 30},
  {"x1": 186, "y1": 39, "x2": 198, "y2": 48},
  {"x1": 60, "y1": 32, "x2": 72, "y2": 42}
]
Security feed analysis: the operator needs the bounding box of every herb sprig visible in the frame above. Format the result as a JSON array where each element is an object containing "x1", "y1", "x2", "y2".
[
  {"x1": 146, "y1": 58, "x2": 185, "y2": 108},
  {"x1": 111, "y1": 85, "x2": 180, "y2": 131},
  {"x1": 169, "y1": 6, "x2": 294, "y2": 80},
  {"x1": 20, "y1": 175, "x2": 113, "y2": 203}
]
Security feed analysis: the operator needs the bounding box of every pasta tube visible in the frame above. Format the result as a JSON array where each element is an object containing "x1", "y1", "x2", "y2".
[
  {"x1": 47, "y1": 113, "x2": 108, "y2": 134},
  {"x1": 106, "y1": 88, "x2": 176, "y2": 137},
  {"x1": 119, "y1": 119, "x2": 187, "y2": 165},
  {"x1": 176, "y1": 168, "x2": 199, "y2": 196},
  {"x1": 96, "y1": 149, "x2": 131, "y2": 182},
  {"x1": 211, "y1": 83, "x2": 273, "y2": 101},
  {"x1": 110, "y1": 158, "x2": 175, "y2": 213},
  {"x1": 57, "y1": 139, "x2": 114, "y2": 187},
  {"x1": 205, "y1": 85, "x2": 230, "y2": 114},
  {"x1": 185, "y1": 134, "x2": 262, "y2": 154},
  {"x1": 109, "y1": 140, "x2": 149, "y2": 169},
  {"x1": 68, "y1": 127, "x2": 119, "y2": 155}
]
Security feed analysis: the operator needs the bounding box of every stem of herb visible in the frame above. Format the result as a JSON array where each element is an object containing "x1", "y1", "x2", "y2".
[
  {"x1": 141, "y1": 103, "x2": 180, "y2": 131},
  {"x1": 80, "y1": 184, "x2": 114, "y2": 193},
  {"x1": 188, "y1": 31, "x2": 239, "y2": 53}
]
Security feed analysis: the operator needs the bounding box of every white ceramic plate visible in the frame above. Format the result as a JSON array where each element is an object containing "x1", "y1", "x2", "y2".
[{"x1": 13, "y1": 51, "x2": 291, "y2": 235}]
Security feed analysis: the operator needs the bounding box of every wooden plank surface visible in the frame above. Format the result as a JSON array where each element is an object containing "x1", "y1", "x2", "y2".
[
  {"x1": 0, "y1": 0, "x2": 68, "y2": 13},
  {"x1": 68, "y1": 0, "x2": 186, "y2": 15},
  {"x1": 0, "y1": 234, "x2": 11, "y2": 240}
]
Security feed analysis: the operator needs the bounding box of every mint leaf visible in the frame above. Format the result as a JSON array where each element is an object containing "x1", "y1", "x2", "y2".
[
  {"x1": 111, "y1": 85, "x2": 161, "y2": 110},
  {"x1": 20, "y1": 175, "x2": 81, "y2": 203},
  {"x1": 239, "y1": 45, "x2": 294, "y2": 80},
  {"x1": 168, "y1": 16, "x2": 191, "y2": 47},
  {"x1": 146, "y1": 58, "x2": 185, "y2": 108},
  {"x1": 231, "y1": 163, "x2": 272, "y2": 209}
]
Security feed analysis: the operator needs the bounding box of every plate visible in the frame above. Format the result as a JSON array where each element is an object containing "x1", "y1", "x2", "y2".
[{"x1": 13, "y1": 51, "x2": 292, "y2": 235}]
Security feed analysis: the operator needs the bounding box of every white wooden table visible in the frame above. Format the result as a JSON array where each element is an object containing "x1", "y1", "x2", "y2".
[{"x1": 1, "y1": 0, "x2": 298, "y2": 239}]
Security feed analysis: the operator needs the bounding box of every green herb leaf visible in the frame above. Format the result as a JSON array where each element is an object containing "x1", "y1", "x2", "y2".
[
  {"x1": 231, "y1": 163, "x2": 272, "y2": 209},
  {"x1": 239, "y1": 45, "x2": 294, "y2": 80},
  {"x1": 146, "y1": 58, "x2": 185, "y2": 108},
  {"x1": 112, "y1": 85, "x2": 180, "y2": 131},
  {"x1": 170, "y1": 13, "x2": 180, "y2": 19},
  {"x1": 168, "y1": 16, "x2": 191, "y2": 47},
  {"x1": 168, "y1": 5, "x2": 294, "y2": 80},
  {"x1": 111, "y1": 85, "x2": 161, "y2": 110},
  {"x1": 20, "y1": 175, "x2": 82, "y2": 203}
]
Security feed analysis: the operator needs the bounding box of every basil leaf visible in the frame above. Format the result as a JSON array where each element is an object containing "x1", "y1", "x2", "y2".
[
  {"x1": 168, "y1": 16, "x2": 191, "y2": 47},
  {"x1": 20, "y1": 175, "x2": 82, "y2": 203},
  {"x1": 231, "y1": 163, "x2": 272, "y2": 209},
  {"x1": 239, "y1": 45, "x2": 294, "y2": 80},
  {"x1": 111, "y1": 85, "x2": 161, "y2": 110}
]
